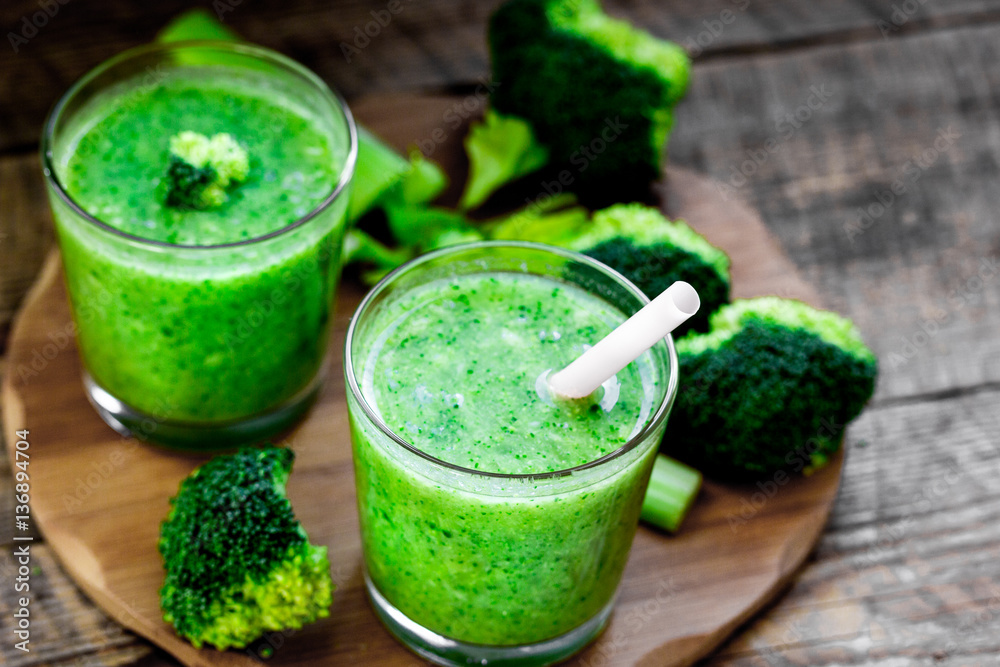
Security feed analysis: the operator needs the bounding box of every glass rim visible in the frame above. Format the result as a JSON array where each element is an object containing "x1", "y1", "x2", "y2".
[
  {"x1": 343, "y1": 240, "x2": 680, "y2": 482},
  {"x1": 39, "y1": 40, "x2": 358, "y2": 250}
]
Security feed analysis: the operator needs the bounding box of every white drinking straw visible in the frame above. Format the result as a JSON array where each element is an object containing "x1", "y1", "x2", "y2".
[{"x1": 548, "y1": 281, "x2": 700, "y2": 400}]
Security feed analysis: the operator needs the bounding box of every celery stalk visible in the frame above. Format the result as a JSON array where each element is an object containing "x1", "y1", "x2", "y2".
[{"x1": 640, "y1": 455, "x2": 702, "y2": 533}]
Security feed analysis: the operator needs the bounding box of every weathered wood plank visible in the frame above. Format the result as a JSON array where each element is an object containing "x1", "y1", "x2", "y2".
[
  {"x1": 0, "y1": 543, "x2": 153, "y2": 667},
  {"x1": 668, "y1": 22, "x2": 1000, "y2": 403},
  {"x1": 5, "y1": 0, "x2": 1000, "y2": 153},
  {"x1": 0, "y1": 153, "x2": 54, "y2": 349},
  {"x1": 702, "y1": 387, "x2": 1000, "y2": 665},
  {"x1": 0, "y1": 425, "x2": 44, "y2": 545}
]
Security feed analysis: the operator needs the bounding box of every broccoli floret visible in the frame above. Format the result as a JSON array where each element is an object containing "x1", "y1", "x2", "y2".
[
  {"x1": 165, "y1": 131, "x2": 249, "y2": 210},
  {"x1": 158, "y1": 447, "x2": 332, "y2": 650},
  {"x1": 489, "y1": 202, "x2": 730, "y2": 335},
  {"x1": 570, "y1": 204, "x2": 729, "y2": 334},
  {"x1": 667, "y1": 298, "x2": 878, "y2": 479},
  {"x1": 489, "y1": 0, "x2": 690, "y2": 193},
  {"x1": 459, "y1": 109, "x2": 550, "y2": 211}
]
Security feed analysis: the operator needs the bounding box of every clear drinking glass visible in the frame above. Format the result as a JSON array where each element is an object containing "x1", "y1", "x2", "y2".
[
  {"x1": 41, "y1": 42, "x2": 356, "y2": 448},
  {"x1": 344, "y1": 242, "x2": 678, "y2": 666}
]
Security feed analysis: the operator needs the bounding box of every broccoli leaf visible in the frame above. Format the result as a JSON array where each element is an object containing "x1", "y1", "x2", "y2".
[
  {"x1": 156, "y1": 8, "x2": 241, "y2": 43},
  {"x1": 380, "y1": 147, "x2": 449, "y2": 209},
  {"x1": 384, "y1": 205, "x2": 484, "y2": 250},
  {"x1": 459, "y1": 109, "x2": 549, "y2": 211},
  {"x1": 347, "y1": 126, "x2": 414, "y2": 222},
  {"x1": 484, "y1": 192, "x2": 589, "y2": 245}
]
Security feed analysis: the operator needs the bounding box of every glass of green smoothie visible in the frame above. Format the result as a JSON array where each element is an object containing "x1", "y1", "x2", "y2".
[
  {"x1": 42, "y1": 42, "x2": 356, "y2": 448},
  {"x1": 345, "y1": 242, "x2": 678, "y2": 666}
]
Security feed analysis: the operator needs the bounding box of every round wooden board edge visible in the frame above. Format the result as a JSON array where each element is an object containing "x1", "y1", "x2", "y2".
[
  {"x1": 2, "y1": 94, "x2": 844, "y2": 663},
  {"x1": 2, "y1": 251, "x2": 843, "y2": 667},
  {"x1": 1, "y1": 255, "x2": 845, "y2": 667},
  {"x1": 2, "y1": 260, "x2": 843, "y2": 667},
  {"x1": 2, "y1": 251, "x2": 265, "y2": 667},
  {"x1": 647, "y1": 449, "x2": 843, "y2": 667}
]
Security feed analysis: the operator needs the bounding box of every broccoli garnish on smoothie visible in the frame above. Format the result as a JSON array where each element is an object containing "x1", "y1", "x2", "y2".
[{"x1": 165, "y1": 131, "x2": 249, "y2": 209}]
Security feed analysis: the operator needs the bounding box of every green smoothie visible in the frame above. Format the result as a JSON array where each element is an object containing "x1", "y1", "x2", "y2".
[
  {"x1": 61, "y1": 71, "x2": 337, "y2": 245},
  {"x1": 348, "y1": 268, "x2": 668, "y2": 647},
  {"x1": 45, "y1": 48, "x2": 353, "y2": 438}
]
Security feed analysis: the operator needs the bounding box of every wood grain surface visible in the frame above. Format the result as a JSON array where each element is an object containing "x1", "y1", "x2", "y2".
[{"x1": 3, "y1": 2, "x2": 1000, "y2": 666}]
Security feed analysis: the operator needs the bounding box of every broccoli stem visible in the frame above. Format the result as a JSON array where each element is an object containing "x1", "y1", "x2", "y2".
[
  {"x1": 397, "y1": 149, "x2": 449, "y2": 207},
  {"x1": 640, "y1": 454, "x2": 701, "y2": 533},
  {"x1": 341, "y1": 228, "x2": 413, "y2": 269},
  {"x1": 348, "y1": 127, "x2": 413, "y2": 222}
]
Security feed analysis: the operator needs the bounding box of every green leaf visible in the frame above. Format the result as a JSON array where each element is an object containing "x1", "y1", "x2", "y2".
[
  {"x1": 459, "y1": 109, "x2": 549, "y2": 211},
  {"x1": 347, "y1": 127, "x2": 413, "y2": 222},
  {"x1": 383, "y1": 205, "x2": 483, "y2": 250},
  {"x1": 157, "y1": 9, "x2": 242, "y2": 43}
]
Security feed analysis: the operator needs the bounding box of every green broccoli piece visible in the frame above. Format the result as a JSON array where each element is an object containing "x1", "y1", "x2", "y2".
[
  {"x1": 667, "y1": 298, "x2": 878, "y2": 480},
  {"x1": 489, "y1": 0, "x2": 690, "y2": 193},
  {"x1": 489, "y1": 202, "x2": 730, "y2": 335},
  {"x1": 341, "y1": 227, "x2": 415, "y2": 285},
  {"x1": 384, "y1": 205, "x2": 485, "y2": 250},
  {"x1": 159, "y1": 447, "x2": 332, "y2": 650},
  {"x1": 459, "y1": 108, "x2": 549, "y2": 211},
  {"x1": 348, "y1": 130, "x2": 448, "y2": 223},
  {"x1": 165, "y1": 131, "x2": 249, "y2": 210},
  {"x1": 156, "y1": 8, "x2": 241, "y2": 43},
  {"x1": 347, "y1": 195, "x2": 584, "y2": 285},
  {"x1": 155, "y1": 15, "x2": 446, "y2": 224}
]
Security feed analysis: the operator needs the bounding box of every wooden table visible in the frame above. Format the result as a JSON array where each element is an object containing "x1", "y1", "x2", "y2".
[{"x1": 2, "y1": 1, "x2": 998, "y2": 665}]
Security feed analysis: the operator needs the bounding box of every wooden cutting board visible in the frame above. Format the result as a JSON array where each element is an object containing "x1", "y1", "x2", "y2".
[{"x1": 2, "y1": 95, "x2": 841, "y2": 667}]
